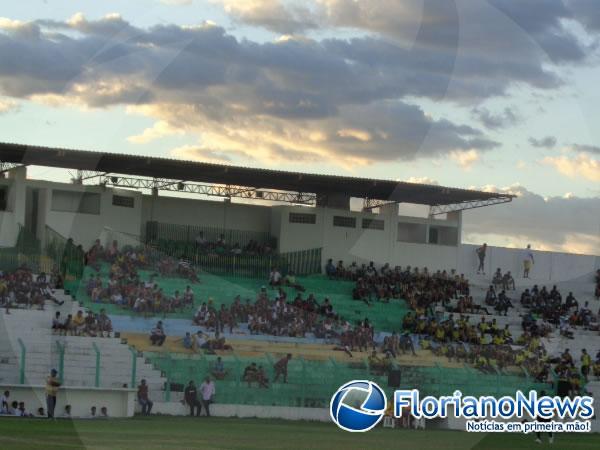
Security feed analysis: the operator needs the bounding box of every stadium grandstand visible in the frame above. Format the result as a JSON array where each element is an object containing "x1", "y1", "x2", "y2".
[{"x1": 0, "y1": 142, "x2": 599, "y2": 433}]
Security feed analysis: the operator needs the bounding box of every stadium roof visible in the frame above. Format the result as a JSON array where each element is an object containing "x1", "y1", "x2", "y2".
[{"x1": 0, "y1": 142, "x2": 514, "y2": 208}]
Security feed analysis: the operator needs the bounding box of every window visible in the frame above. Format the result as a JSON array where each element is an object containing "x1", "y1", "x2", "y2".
[
  {"x1": 289, "y1": 212, "x2": 316, "y2": 224},
  {"x1": 333, "y1": 216, "x2": 356, "y2": 228},
  {"x1": 112, "y1": 195, "x2": 135, "y2": 208},
  {"x1": 362, "y1": 218, "x2": 384, "y2": 230},
  {"x1": 0, "y1": 186, "x2": 7, "y2": 211},
  {"x1": 51, "y1": 190, "x2": 101, "y2": 215}
]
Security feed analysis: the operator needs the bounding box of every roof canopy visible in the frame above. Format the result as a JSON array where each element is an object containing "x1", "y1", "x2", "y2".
[{"x1": 0, "y1": 142, "x2": 513, "y2": 207}]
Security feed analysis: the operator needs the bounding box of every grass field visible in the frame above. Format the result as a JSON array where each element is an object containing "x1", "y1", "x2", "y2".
[{"x1": 0, "y1": 417, "x2": 596, "y2": 450}]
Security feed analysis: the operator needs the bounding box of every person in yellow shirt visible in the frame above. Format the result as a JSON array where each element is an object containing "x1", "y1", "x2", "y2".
[
  {"x1": 45, "y1": 369, "x2": 61, "y2": 418},
  {"x1": 581, "y1": 349, "x2": 592, "y2": 382}
]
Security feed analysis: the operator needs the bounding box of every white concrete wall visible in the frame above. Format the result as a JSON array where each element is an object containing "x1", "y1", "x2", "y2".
[
  {"x1": 141, "y1": 195, "x2": 271, "y2": 233},
  {"x1": 25, "y1": 180, "x2": 144, "y2": 249},
  {"x1": 273, "y1": 206, "x2": 461, "y2": 271},
  {"x1": 153, "y1": 401, "x2": 330, "y2": 421},
  {"x1": 0, "y1": 168, "x2": 26, "y2": 247},
  {"x1": 0, "y1": 384, "x2": 136, "y2": 417},
  {"x1": 459, "y1": 244, "x2": 600, "y2": 282}
]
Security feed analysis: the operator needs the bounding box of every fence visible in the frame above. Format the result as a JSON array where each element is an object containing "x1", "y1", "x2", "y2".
[
  {"x1": 147, "y1": 353, "x2": 548, "y2": 408},
  {"x1": 147, "y1": 240, "x2": 322, "y2": 277},
  {"x1": 0, "y1": 225, "x2": 84, "y2": 276},
  {"x1": 145, "y1": 221, "x2": 275, "y2": 249}
]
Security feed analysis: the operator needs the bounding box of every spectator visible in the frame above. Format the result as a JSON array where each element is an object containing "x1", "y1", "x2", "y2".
[
  {"x1": 61, "y1": 404, "x2": 72, "y2": 418},
  {"x1": 273, "y1": 353, "x2": 292, "y2": 383},
  {"x1": 150, "y1": 321, "x2": 166, "y2": 346},
  {"x1": 184, "y1": 381, "x2": 201, "y2": 417},
  {"x1": 1, "y1": 390, "x2": 9, "y2": 414},
  {"x1": 100, "y1": 406, "x2": 109, "y2": 418},
  {"x1": 88, "y1": 406, "x2": 97, "y2": 419},
  {"x1": 199, "y1": 376, "x2": 215, "y2": 417},
  {"x1": 211, "y1": 357, "x2": 228, "y2": 380},
  {"x1": 46, "y1": 368, "x2": 61, "y2": 418},
  {"x1": 476, "y1": 243, "x2": 487, "y2": 274},
  {"x1": 137, "y1": 379, "x2": 153, "y2": 415},
  {"x1": 523, "y1": 244, "x2": 534, "y2": 278}
]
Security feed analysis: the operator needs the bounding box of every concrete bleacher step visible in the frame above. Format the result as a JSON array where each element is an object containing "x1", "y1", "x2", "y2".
[{"x1": 0, "y1": 302, "x2": 167, "y2": 391}]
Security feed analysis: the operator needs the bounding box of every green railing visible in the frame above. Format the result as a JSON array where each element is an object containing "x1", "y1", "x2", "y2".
[
  {"x1": 146, "y1": 221, "x2": 275, "y2": 249},
  {"x1": 17, "y1": 338, "x2": 26, "y2": 384},
  {"x1": 15, "y1": 224, "x2": 41, "y2": 255},
  {"x1": 92, "y1": 342, "x2": 101, "y2": 388},
  {"x1": 147, "y1": 352, "x2": 547, "y2": 408},
  {"x1": 55, "y1": 341, "x2": 65, "y2": 384},
  {"x1": 128, "y1": 346, "x2": 138, "y2": 389},
  {"x1": 147, "y1": 241, "x2": 322, "y2": 277}
]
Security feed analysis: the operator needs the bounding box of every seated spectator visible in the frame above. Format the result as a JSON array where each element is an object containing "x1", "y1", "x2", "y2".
[
  {"x1": 256, "y1": 365, "x2": 269, "y2": 388},
  {"x1": 485, "y1": 286, "x2": 497, "y2": 306},
  {"x1": 61, "y1": 404, "x2": 72, "y2": 418},
  {"x1": 268, "y1": 267, "x2": 282, "y2": 287},
  {"x1": 150, "y1": 321, "x2": 166, "y2": 346},
  {"x1": 502, "y1": 271, "x2": 515, "y2": 290},
  {"x1": 492, "y1": 269, "x2": 503, "y2": 290},
  {"x1": 325, "y1": 259, "x2": 336, "y2": 278},
  {"x1": 71, "y1": 310, "x2": 86, "y2": 336},
  {"x1": 52, "y1": 312, "x2": 65, "y2": 334},
  {"x1": 100, "y1": 406, "x2": 109, "y2": 418},
  {"x1": 243, "y1": 362, "x2": 259, "y2": 387},
  {"x1": 97, "y1": 309, "x2": 113, "y2": 338},
  {"x1": 211, "y1": 356, "x2": 228, "y2": 380},
  {"x1": 181, "y1": 332, "x2": 193, "y2": 350}
]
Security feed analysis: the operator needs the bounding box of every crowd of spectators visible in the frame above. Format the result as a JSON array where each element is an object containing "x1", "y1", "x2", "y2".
[
  {"x1": 193, "y1": 232, "x2": 275, "y2": 256},
  {"x1": 0, "y1": 267, "x2": 64, "y2": 312}
]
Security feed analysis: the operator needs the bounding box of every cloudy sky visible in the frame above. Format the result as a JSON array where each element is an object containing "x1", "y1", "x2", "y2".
[{"x1": 0, "y1": 0, "x2": 598, "y2": 254}]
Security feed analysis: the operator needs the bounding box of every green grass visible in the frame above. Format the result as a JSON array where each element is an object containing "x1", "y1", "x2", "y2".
[{"x1": 0, "y1": 417, "x2": 595, "y2": 450}]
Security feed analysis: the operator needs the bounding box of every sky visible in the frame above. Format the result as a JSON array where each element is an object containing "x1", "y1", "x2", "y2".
[{"x1": 0, "y1": 0, "x2": 598, "y2": 254}]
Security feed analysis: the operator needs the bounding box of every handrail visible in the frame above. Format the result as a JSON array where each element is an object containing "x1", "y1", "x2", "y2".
[
  {"x1": 92, "y1": 342, "x2": 100, "y2": 388},
  {"x1": 17, "y1": 338, "x2": 26, "y2": 384},
  {"x1": 55, "y1": 341, "x2": 65, "y2": 384},
  {"x1": 127, "y1": 346, "x2": 137, "y2": 389}
]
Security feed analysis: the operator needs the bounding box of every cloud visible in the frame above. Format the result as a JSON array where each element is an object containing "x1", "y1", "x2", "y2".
[
  {"x1": 543, "y1": 154, "x2": 600, "y2": 182},
  {"x1": 463, "y1": 184, "x2": 600, "y2": 255},
  {"x1": 405, "y1": 177, "x2": 439, "y2": 185},
  {"x1": 127, "y1": 120, "x2": 184, "y2": 144},
  {"x1": 160, "y1": 0, "x2": 194, "y2": 5},
  {"x1": 529, "y1": 136, "x2": 557, "y2": 148},
  {"x1": 471, "y1": 107, "x2": 519, "y2": 130},
  {"x1": 0, "y1": 11, "x2": 592, "y2": 168},
  {"x1": 571, "y1": 144, "x2": 600, "y2": 155},
  {"x1": 0, "y1": 98, "x2": 18, "y2": 114},
  {"x1": 449, "y1": 149, "x2": 480, "y2": 169}
]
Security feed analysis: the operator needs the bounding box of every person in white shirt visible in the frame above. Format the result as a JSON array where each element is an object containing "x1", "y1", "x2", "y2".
[
  {"x1": 199, "y1": 376, "x2": 215, "y2": 417},
  {"x1": 523, "y1": 244, "x2": 535, "y2": 278},
  {"x1": 1, "y1": 390, "x2": 10, "y2": 414},
  {"x1": 269, "y1": 268, "x2": 282, "y2": 287}
]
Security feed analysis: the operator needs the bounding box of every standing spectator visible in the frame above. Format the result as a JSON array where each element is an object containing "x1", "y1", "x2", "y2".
[
  {"x1": 137, "y1": 379, "x2": 153, "y2": 415},
  {"x1": 46, "y1": 369, "x2": 61, "y2": 418},
  {"x1": 1, "y1": 390, "x2": 9, "y2": 414},
  {"x1": 199, "y1": 376, "x2": 215, "y2": 417},
  {"x1": 523, "y1": 244, "x2": 535, "y2": 278},
  {"x1": 273, "y1": 353, "x2": 292, "y2": 383},
  {"x1": 184, "y1": 380, "x2": 201, "y2": 417},
  {"x1": 476, "y1": 244, "x2": 487, "y2": 274}
]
